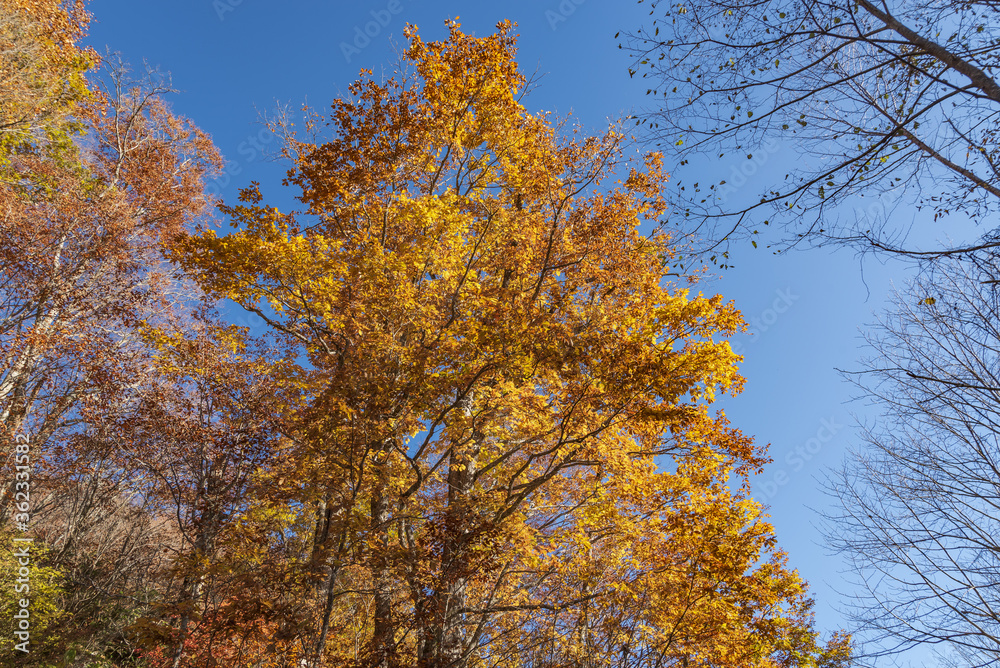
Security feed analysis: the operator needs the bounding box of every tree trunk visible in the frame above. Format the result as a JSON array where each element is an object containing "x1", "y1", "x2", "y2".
[
  {"x1": 371, "y1": 461, "x2": 394, "y2": 667},
  {"x1": 430, "y1": 389, "x2": 481, "y2": 668}
]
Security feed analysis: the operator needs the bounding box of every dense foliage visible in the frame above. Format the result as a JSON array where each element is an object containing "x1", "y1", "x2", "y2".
[{"x1": 0, "y1": 3, "x2": 850, "y2": 667}]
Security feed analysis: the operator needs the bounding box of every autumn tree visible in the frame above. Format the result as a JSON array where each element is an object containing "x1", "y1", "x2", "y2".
[
  {"x1": 0, "y1": 58, "x2": 220, "y2": 441},
  {"x1": 0, "y1": 1, "x2": 227, "y2": 663},
  {"x1": 823, "y1": 254, "x2": 1000, "y2": 667},
  {"x1": 178, "y1": 20, "x2": 850, "y2": 668},
  {"x1": 98, "y1": 316, "x2": 297, "y2": 668},
  {"x1": 0, "y1": 0, "x2": 91, "y2": 158},
  {"x1": 623, "y1": 0, "x2": 1000, "y2": 259}
]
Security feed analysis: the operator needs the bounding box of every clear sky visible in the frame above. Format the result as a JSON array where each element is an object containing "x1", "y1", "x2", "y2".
[{"x1": 84, "y1": 1, "x2": 941, "y2": 663}]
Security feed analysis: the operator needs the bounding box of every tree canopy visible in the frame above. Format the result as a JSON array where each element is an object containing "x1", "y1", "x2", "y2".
[
  {"x1": 175, "y1": 19, "x2": 852, "y2": 668},
  {"x1": 0, "y1": 3, "x2": 853, "y2": 666}
]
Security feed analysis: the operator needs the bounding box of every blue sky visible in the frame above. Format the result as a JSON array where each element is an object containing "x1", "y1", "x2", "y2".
[{"x1": 85, "y1": 1, "x2": 941, "y2": 662}]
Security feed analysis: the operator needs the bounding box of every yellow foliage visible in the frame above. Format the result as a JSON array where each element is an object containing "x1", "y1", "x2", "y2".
[{"x1": 175, "y1": 19, "x2": 850, "y2": 668}]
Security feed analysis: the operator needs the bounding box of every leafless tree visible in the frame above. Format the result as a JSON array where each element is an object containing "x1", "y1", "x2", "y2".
[
  {"x1": 624, "y1": 0, "x2": 1000, "y2": 260},
  {"x1": 824, "y1": 255, "x2": 1000, "y2": 666}
]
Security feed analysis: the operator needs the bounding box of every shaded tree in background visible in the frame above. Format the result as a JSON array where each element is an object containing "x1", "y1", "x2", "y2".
[
  {"x1": 624, "y1": 0, "x2": 1000, "y2": 260},
  {"x1": 0, "y1": 0, "x2": 233, "y2": 663},
  {"x1": 122, "y1": 318, "x2": 289, "y2": 668},
  {"x1": 824, "y1": 255, "x2": 1000, "y2": 667}
]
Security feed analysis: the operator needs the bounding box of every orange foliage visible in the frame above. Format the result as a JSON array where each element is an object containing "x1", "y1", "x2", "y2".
[{"x1": 177, "y1": 19, "x2": 850, "y2": 668}]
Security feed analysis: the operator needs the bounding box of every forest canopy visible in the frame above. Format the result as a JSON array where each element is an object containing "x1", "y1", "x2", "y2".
[{"x1": 0, "y1": 2, "x2": 852, "y2": 667}]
